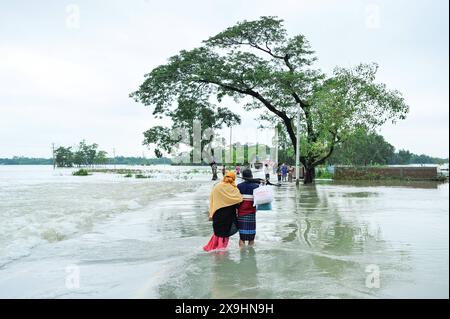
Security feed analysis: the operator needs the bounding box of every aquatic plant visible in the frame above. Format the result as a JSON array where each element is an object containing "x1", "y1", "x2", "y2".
[
  {"x1": 72, "y1": 169, "x2": 90, "y2": 176},
  {"x1": 316, "y1": 167, "x2": 334, "y2": 179},
  {"x1": 135, "y1": 174, "x2": 149, "y2": 179}
]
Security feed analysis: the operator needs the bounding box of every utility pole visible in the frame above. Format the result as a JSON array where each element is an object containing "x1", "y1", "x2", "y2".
[
  {"x1": 295, "y1": 107, "x2": 301, "y2": 186},
  {"x1": 274, "y1": 126, "x2": 278, "y2": 167},
  {"x1": 113, "y1": 147, "x2": 116, "y2": 170},
  {"x1": 229, "y1": 126, "x2": 233, "y2": 166},
  {"x1": 52, "y1": 143, "x2": 56, "y2": 170}
]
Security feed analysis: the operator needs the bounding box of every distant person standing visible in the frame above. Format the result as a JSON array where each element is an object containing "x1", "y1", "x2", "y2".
[
  {"x1": 288, "y1": 166, "x2": 294, "y2": 182},
  {"x1": 235, "y1": 165, "x2": 241, "y2": 177},
  {"x1": 211, "y1": 162, "x2": 218, "y2": 181},
  {"x1": 281, "y1": 163, "x2": 288, "y2": 182},
  {"x1": 264, "y1": 164, "x2": 270, "y2": 181},
  {"x1": 222, "y1": 165, "x2": 226, "y2": 176},
  {"x1": 276, "y1": 164, "x2": 282, "y2": 183}
]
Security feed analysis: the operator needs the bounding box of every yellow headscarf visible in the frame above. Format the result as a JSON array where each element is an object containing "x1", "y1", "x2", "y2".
[{"x1": 209, "y1": 171, "x2": 243, "y2": 218}]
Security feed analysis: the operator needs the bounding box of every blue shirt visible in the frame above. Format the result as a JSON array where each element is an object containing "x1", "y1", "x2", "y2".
[{"x1": 238, "y1": 181, "x2": 260, "y2": 195}]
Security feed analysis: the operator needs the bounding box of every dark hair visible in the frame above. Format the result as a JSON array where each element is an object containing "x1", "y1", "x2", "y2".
[{"x1": 242, "y1": 168, "x2": 253, "y2": 179}]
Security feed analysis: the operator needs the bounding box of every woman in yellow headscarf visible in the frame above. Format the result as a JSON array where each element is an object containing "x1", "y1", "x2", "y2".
[{"x1": 203, "y1": 171, "x2": 243, "y2": 252}]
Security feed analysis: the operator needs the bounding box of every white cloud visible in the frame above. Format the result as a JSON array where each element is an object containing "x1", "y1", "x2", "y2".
[{"x1": 0, "y1": 0, "x2": 448, "y2": 158}]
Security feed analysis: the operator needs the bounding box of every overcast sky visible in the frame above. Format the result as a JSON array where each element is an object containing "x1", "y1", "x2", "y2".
[{"x1": 0, "y1": 0, "x2": 448, "y2": 158}]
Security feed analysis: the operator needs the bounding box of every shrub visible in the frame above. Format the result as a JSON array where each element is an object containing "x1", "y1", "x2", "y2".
[{"x1": 72, "y1": 169, "x2": 90, "y2": 176}]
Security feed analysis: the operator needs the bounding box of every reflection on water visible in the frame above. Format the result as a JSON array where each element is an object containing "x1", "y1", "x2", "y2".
[
  {"x1": 341, "y1": 192, "x2": 379, "y2": 198},
  {"x1": 211, "y1": 248, "x2": 259, "y2": 299},
  {"x1": 0, "y1": 166, "x2": 447, "y2": 298},
  {"x1": 159, "y1": 180, "x2": 449, "y2": 299},
  {"x1": 333, "y1": 180, "x2": 443, "y2": 189}
]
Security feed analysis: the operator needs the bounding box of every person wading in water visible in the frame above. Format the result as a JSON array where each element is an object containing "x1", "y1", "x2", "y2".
[
  {"x1": 237, "y1": 168, "x2": 260, "y2": 248},
  {"x1": 264, "y1": 163, "x2": 270, "y2": 182},
  {"x1": 211, "y1": 162, "x2": 218, "y2": 181},
  {"x1": 203, "y1": 171, "x2": 242, "y2": 252}
]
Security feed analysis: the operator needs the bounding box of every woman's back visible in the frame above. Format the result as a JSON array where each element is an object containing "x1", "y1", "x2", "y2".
[{"x1": 237, "y1": 181, "x2": 259, "y2": 216}]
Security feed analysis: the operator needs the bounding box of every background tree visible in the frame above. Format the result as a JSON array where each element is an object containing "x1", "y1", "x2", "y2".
[
  {"x1": 391, "y1": 149, "x2": 413, "y2": 165},
  {"x1": 73, "y1": 140, "x2": 87, "y2": 167},
  {"x1": 328, "y1": 128, "x2": 395, "y2": 166},
  {"x1": 54, "y1": 146, "x2": 73, "y2": 167},
  {"x1": 84, "y1": 142, "x2": 99, "y2": 167},
  {"x1": 94, "y1": 150, "x2": 109, "y2": 166},
  {"x1": 277, "y1": 123, "x2": 295, "y2": 165},
  {"x1": 69, "y1": 140, "x2": 104, "y2": 167},
  {"x1": 131, "y1": 16, "x2": 409, "y2": 183},
  {"x1": 142, "y1": 98, "x2": 240, "y2": 162}
]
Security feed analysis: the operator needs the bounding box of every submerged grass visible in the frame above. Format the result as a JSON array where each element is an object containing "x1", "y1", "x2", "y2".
[
  {"x1": 72, "y1": 169, "x2": 90, "y2": 176},
  {"x1": 88, "y1": 168, "x2": 144, "y2": 175}
]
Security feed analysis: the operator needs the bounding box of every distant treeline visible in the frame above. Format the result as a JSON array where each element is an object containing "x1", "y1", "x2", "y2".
[
  {"x1": 54, "y1": 141, "x2": 171, "y2": 167},
  {"x1": 276, "y1": 127, "x2": 448, "y2": 166},
  {"x1": 389, "y1": 151, "x2": 448, "y2": 165},
  {"x1": 113, "y1": 156, "x2": 171, "y2": 165},
  {"x1": 0, "y1": 157, "x2": 53, "y2": 165},
  {"x1": 327, "y1": 128, "x2": 449, "y2": 166},
  {"x1": 0, "y1": 156, "x2": 172, "y2": 166},
  {"x1": 1, "y1": 131, "x2": 447, "y2": 167}
]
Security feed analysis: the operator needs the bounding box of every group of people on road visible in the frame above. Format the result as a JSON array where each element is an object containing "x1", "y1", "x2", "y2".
[
  {"x1": 276, "y1": 163, "x2": 296, "y2": 183},
  {"x1": 211, "y1": 162, "x2": 296, "y2": 184},
  {"x1": 210, "y1": 163, "x2": 241, "y2": 181}
]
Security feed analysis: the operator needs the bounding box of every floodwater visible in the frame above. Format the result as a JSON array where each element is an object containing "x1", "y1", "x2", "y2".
[{"x1": 0, "y1": 165, "x2": 448, "y2": 298}]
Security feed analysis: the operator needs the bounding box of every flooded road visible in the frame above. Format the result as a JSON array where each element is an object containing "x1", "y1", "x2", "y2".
[{"x1": 0, "y1": 166, "x2": 448, "y2": 298}]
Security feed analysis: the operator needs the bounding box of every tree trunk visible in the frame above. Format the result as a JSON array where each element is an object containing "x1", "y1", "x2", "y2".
[{"x1": 304, "y1": 166, "x2": 315, "y2": 184}]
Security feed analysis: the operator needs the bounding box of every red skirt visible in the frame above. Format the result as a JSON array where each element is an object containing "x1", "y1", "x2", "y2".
[{"x1": 203, "y1": 235, "x2": 229, "y2": 252}]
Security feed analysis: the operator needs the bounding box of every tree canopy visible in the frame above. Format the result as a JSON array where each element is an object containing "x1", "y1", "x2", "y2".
[
  {"x1": 328, "y1": 128, "x2": 395, "y2": 166},
  {"x1": 54, "y1": 141, "x2": 108, "y2": 167},
  {"x1": 142, "y1": 99, "x2": 240, "y2": 159},
  {"x1": 131, "y1": 16, "x2": 409, "y2": 183}
]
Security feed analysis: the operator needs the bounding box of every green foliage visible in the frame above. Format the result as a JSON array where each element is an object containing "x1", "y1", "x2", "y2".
[
  {"x1": 141, "y1": 97, "x2": 240, "y2": 160},
  {"x1": 316, "y1": 166, "x2": 333, "y2": 179},
  {"x1": 72, "y1": 169, "x2": 90, "y2": 176},
  {"x1": 390, "y1": 150, "x2": 447, "y2": 165},
  {"x1": 328, "y1": 128, "x2": 448, "y2": 166},
  {"x1": 277, "y1": 123, "x2": 296, "y2": 165},
  {"x1": 55, "y1": 140, "x2": 108, "y2": 167},
  {"x1": 0, "y1": 157, "x2": 53, "y2": 165},
  {"x1": 55, "y1": 146, "x2": 73, "y2": 167},
  {"x1": 95, "y1": 150, "x2": 109, "y2": 165},
  {"x1": 328, "y1": 127, "x2": 395, "y2": 166},
  {"x1": 131, "y1": 16, "x2": 409, "y2": 183},
  {"x1": 72, "y1": 141, "x2": 99, "y2": 167},
  {"x1": 112, "y1": 156, "x2": 171, "y2": 165}
]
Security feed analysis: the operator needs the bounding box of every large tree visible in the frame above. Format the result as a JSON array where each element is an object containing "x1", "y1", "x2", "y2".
[
  {"x1": 131, "y1": 16, "x2": 409, "y2": 183},
  {"x1": 141, "y1": 98, "x2": 240, "y2": 161},
  {"x1": 54, "y1": 146, "x2": 73, "y2": 168}
]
